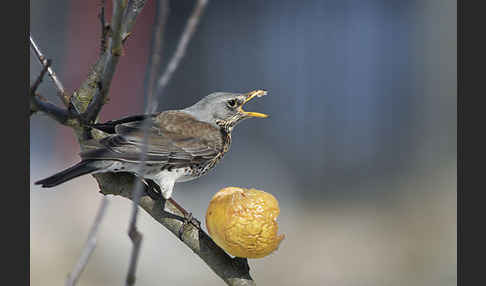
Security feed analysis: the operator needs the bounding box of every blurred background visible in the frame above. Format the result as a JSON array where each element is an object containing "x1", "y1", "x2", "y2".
[{"x1": 30, "y1": 0, "x2": 456, "y2": 285}]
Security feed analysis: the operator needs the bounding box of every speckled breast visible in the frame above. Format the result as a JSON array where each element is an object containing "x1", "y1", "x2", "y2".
[{"x1": 191, "y1": 129, "x2": 232, "y2": 178}]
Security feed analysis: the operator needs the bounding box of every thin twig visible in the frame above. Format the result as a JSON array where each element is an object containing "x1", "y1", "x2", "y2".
[
  {"x1": 125, "y1": 1, "x2": 208, "y2": 283},
  {"x1": 121, "y1": 0, "x2": 148, "y2": 38},
  {"x1": 66, "y1": 197, "x2": 110, "y2": 286},
  {"x1": 30, "y1": 95, "x2": 75, "y2": 125},
  {"x1": 155, "y1": 0, "x2": 208, "y2": 113},
  {"x1": 110, "y1": 0, "x2": 125, "y2": 56},
  {"x1": 124, "y1": 60, "x2": 150, "y2": 286},
  {"x1": 99, "y1": 0, "x2": 108, "y2": 55},
  {"x1": 124, "y1": 124, "x2": 152, "y2": 286},
  {"x1": 124, "y1": 0, "x2": 170, "y2": 279},
  {"x1": 83, "y1": 0, "x2": 127, "y2": 122},
  {"x1": 29, "y1": 55, "x2": 77, "y2": 124},
  {"x1": 30, "y1": 59, "x2": 51, "y2": 96},
  {"x1": 144, "y1": 0, "x2": 169, "y2": 111},
  {"x1": 71, "y1": 0, "x2": 148, "y2": 119},
  {"x1": 29, "y1": 35, "x2": 71, "y2": 107}
]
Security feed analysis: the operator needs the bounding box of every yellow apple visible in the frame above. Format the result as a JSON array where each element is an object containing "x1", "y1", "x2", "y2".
[{"x1": 205, "y1": 187, "x2": 284, "y2": 258}]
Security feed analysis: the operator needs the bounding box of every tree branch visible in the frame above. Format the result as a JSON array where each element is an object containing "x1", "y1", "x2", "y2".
[
  {"x1": 98, "y1": 0, "x2": 108, "y2": 55},
  {"x1": 30, "y1": 59, "x2": 51, "y2": 96},
  {"x1": 30, "y1": 35, "x2": 71, "y2": 107},
  {"x1": 124, "y1": 2, "x2": 172, "y2": 283},
  {"x1": 66, "y1": 196, "x2": 110, "y2": 286},
  {"x1": 124, "y1": 133, "x2": 150, "y2": 286},
  {"x1": 121, "y1": 0, "x2": 148, "y2": 39},
  {"x1": 30, "y1": 95, "x2": 78, "y2": 126},
  {"x1": 82, "y1": 0, "x2": 128, "y2": 122},
  {"x1": 96, "y1": 173, "x2": 256, "y2": 286},
  {"x1": 29, "y1": 37, "x2": 78, "y2": 126},
  {"x1": 70, "y1": 0, "x2": 150, "y2": 123}
]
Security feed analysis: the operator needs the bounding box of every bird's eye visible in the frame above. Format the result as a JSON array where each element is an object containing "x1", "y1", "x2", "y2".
[{"x1": 227, "y1": 99, "x2": 237, "y2": 108}]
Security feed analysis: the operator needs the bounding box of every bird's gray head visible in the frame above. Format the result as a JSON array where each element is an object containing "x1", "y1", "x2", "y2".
[{"x1": 183, "y1": 90, "x2": 268, "y2": 130}]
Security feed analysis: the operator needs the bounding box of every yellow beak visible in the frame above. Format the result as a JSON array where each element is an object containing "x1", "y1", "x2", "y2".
[{"x1": 240, "y1": 90, "x2": 269, "y2": 118}]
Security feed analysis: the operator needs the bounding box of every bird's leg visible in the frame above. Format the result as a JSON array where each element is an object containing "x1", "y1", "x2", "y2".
[
  {"x1": 167, "y1": 197, "x2": 202, "y2": 239},
  {"x1": 144, "y1": 179, "x2": 201, "y2": 239},
  {"x1": 167, "y1": 197, "x2": 201, "y2": 224}
]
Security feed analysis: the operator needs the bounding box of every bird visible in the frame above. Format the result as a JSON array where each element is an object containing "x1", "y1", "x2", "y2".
[{"x1": 35, "y1": 90, "x2": 268, "y2": 219}]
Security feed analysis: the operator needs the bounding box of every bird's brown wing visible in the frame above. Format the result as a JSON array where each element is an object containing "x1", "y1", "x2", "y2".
[
  {"x1": 80, "y1": 111, "x2": 223, "y2": 165},
  {"x1": 89, "y1": 113, "x2": 158, "y2": 134}
]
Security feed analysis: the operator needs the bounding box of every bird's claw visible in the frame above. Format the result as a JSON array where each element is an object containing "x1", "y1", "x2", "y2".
[{"x1": 178, "y1": 212, "x2": 201, "y2": 240}]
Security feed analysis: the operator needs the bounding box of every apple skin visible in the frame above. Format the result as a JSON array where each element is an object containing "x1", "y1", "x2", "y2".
[{"x1": 205, "y1": 186, "x2": 285, "y2": 259}]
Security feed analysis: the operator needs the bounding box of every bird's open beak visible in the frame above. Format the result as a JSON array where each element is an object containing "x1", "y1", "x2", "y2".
[{"x1": 240, "y1": 90, "x2": 269, "y2": 118}]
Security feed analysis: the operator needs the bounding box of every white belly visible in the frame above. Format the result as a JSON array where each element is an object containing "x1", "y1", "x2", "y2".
[{"x1": 96, "y1": 161, "x2": 196, "y2": 199}]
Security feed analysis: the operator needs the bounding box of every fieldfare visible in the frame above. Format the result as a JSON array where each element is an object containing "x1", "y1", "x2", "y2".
[{"x1": 35, "y1": 90, "x2": 268, "y2": 225}]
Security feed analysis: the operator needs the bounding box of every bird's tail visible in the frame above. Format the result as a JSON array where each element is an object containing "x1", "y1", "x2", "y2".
[{"x1": 35, "y1": 160, "x2": 101, "y2": 188}]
